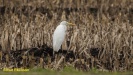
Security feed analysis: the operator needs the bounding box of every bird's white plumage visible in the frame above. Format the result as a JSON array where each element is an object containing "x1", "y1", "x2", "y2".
[
  {"x1": 53, "y1": 21, "x2": 67, "y2": 52},
  {"x1": 53, "y1": 21, "x2": 75, "y2": 53}
]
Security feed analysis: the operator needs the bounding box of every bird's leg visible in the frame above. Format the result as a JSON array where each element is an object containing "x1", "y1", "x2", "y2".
[
  {"x1": 53, "y1": 51, "x2": 54, "y2": 57},
  {"x1": 52, "y1": 51, "x2": 58, "y2": 68},
  {"x1": 52, "y1": 51, "x2": 56, "y2": 62},
  {"x1": 61, "y1": 45, "x2": 63, "y2": 56},
  {"x1": 55, "y1": 52, "x2": 57, "y2": 61}
]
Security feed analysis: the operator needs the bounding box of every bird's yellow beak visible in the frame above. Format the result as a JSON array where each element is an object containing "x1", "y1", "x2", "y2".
[{"x1": 67, "y1": 22, "x2": 76, "y2": 26}]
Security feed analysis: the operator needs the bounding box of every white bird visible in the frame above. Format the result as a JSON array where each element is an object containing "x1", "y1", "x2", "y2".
[{"x1": 53, "y1": 21, "x2": 76, "y2": 54}]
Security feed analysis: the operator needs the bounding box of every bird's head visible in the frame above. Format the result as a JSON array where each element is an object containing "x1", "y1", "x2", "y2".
[{"x1": 60, "y1": 21, "x2": 76, "y2": 26}]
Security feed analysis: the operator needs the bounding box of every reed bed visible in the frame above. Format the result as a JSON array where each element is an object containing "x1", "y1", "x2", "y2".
[{"x1": 0, "y1": 0, "x2": 133, "y2": 72}]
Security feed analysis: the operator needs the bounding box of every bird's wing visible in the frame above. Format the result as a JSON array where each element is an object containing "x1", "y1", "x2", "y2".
[{"x1": 53, "y1": 25, "x2": 66, "y2": 52}]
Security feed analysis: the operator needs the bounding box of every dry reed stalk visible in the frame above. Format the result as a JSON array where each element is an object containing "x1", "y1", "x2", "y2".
[
  {"x1": 54, "y1": 56, "x2": 65, "y2": 70},
  {"x1": 0, "y1": 50, "x2": 2, "y2": 62},
  {"x1": 5, "y1": 54, "x2": 9, "y2": 66},
  {"x1": 39, "y1": 57, "x2": 44, "y2": 68}
]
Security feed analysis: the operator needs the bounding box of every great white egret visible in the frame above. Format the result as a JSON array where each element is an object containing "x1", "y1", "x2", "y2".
[{"x1": 53, "y1": 21, "x2": 76, "y2": 55}]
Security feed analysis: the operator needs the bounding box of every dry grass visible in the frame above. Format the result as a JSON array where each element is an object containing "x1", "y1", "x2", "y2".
[{"x1": 0, "y1": 0, "x2": 133, "y2": 72}]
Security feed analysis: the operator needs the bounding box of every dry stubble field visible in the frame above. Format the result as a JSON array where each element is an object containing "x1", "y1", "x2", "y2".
[{"x1": 0, "y1": 0, "x2": 133, "y2": 74}]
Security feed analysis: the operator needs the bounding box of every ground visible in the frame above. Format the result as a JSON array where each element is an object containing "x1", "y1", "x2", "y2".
[{"x1": 0, "y1": 67, "x2": 133, "y2": 75}]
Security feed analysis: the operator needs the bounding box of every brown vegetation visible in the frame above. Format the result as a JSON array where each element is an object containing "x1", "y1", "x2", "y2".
[{"x1": 0, "y1": 0, "x2": 133, "y2": 71}]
